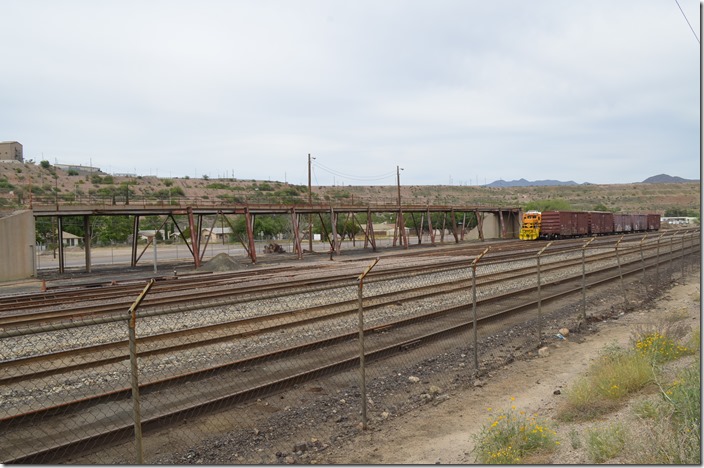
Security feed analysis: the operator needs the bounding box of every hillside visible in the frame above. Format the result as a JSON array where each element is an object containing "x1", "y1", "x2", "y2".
[{"x1": 0, "y1": 161, "x2": 699, "y2": 215}]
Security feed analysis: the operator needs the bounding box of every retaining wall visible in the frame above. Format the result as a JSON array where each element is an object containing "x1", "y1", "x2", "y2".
[{"x1": 0, "y1": 210, "x2": 35, "y2": 281}]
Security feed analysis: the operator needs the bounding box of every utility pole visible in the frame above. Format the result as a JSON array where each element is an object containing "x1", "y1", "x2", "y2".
[
  {"x1": 397, "y1": 165, "x2": 407, "y2": 249},
  {"x1": 397, "y1": 165, "x2": 403, "y2": 206},
  {"x1": 308, "y1": 154, "x2": 315, "y2": 252}
]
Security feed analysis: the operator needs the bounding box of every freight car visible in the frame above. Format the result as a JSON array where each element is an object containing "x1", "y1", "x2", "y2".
[{"x1": 519, "y1": 210, "x2": 660, "y2": 240}]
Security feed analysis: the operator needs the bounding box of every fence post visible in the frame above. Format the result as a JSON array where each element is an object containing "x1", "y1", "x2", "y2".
[
  {"x1": 614, "y1": 236, "x2": 628, "y2": 308},
  {"x1": 656, "y1": 232, "x2": 665, "y2": 287},
  {"x1": 680, "y1": 232, "x2": 686, "y2": 284},
  {"x1": 128, "y1": 279, "x2": 155, "y2": 464},
  {"x1": 471, "y1": 247, "x2": 490, "y2": 372},
  {"x1": 581, "y1": 237, "x2": 595, "y2": 322},
  {"x1": 639, "y1": 235, "x2": 647, "y2": 295},
  {"x1": 536, "y1": 242, "x2": 553, "y2": 346},
  {"x1": 357, "y1": 257, "x2": 379, "y2": 430},
  {"x1": 669, "y1": 232, "x2": 674, "y2": 276}
]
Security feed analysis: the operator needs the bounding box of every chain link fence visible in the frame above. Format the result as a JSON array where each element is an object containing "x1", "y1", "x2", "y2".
[{"x1": 1, "y1": 230, "x2": 699, "y2": 464}]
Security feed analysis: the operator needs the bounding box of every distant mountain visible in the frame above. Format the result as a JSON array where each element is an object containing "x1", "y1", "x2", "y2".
[
  {"x1": 641, "y1": 174, "x2": 698, "y2": 184},
  {"x1": 485, "y1": 178, "x2": 581, "y2": 188}
]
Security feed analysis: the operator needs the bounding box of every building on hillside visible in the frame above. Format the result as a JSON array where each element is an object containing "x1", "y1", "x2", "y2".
[
  {"x1": 0, "y1": 141, "x2": 23, "y2": 162},
  {"x1": 55, "y1": 164, "x2": 101, "y2": 174}
]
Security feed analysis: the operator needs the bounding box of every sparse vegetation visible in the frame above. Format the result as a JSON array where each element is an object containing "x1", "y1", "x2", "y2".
[
  {"x1": 585, "y1": 422, "x2": 627, "y2": 463},
  {"x1": 555, "y1": 313, "x2": 700, "y2": 464},
  {"x1": 558, "y1": 344, "x2": 653, "y2": 421},
  {"x1": 472, "y1": 400, "x2": 559, "y2": 464},
  {"x1": 523, "y1": 199, "x2": 572, "y2": 212}
]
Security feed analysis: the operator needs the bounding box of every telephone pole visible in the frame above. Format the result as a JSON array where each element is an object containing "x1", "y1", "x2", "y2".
[
  {"x1": 308, "y1": 154, "x2": 315, "y2": 252},
  {"x1": 397, "y1": 166, "x2": 407, "y2": 248}
]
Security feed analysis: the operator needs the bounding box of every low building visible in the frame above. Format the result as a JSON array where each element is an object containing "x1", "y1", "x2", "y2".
[
  {"x1": 0, "y1": 141, "x2": 23, "y2": 162},
  {"x1": 661, "y1": 216, "x2": 698, "y2": 225},
  {"x1": 55, "y1": 164, "x2": 101, "y2": 174},
  {"x1": 201, "y1": 227, "x2": 233, "y2": 242},
  {"x1": 138, "y1": 230, "x2": 166, "y2": 240},
  {"x1": 62, "y1": 231, "x2": 81, "y2": 247}
]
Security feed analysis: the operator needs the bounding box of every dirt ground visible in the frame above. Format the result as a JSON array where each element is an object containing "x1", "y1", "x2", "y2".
[{"x1": 317, "y1": 271, "x2": 701, "y2": 464}]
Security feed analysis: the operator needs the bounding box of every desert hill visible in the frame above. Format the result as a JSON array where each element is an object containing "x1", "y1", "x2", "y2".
[{"x1": 0, "y1": 161, "x2": 699, "y2": 215}]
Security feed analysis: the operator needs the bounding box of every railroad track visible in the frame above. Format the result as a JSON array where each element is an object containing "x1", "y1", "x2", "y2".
[
  {"x1": 0, "y1": 231, "x2": 667, "y2": 311},
  {"x1": 0, "y1": 231, "x2": 674, "y2": 329},
  {"x1": 2, "y1": 232, "x2": 698, "y2": 464},
  {"x1": 0, "y1": 230, "x2": 698, "y2": 463},
  {"x1": 2, "y1": 245, "x2": 641, "y2": 385}
]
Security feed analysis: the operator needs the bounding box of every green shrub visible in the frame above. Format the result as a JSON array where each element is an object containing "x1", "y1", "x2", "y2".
[{"x1": 472, "y1": 403, "x2": 559, "y2": 464}]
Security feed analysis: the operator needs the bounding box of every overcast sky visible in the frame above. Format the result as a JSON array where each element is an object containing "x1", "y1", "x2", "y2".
[{"x1": 1, "y1": 0, "x2": 700, "y2": 186}]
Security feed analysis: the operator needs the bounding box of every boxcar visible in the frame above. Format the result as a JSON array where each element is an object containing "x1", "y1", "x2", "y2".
[
  {"x1": 613, "y1": 214, "x2": 633, "y2": 233},
  {"x1": 647, "y1": 214, "x2": 661, "y2": 231},
  {"x1": 588, "y1": 211, "x2": 614, "y2": 235},
  {"x1": 632, "y1": 214, "x2": 648, "y2": 232},
  {"x1": 541, "y1": 211, "x2": 590, "y2": 238}
]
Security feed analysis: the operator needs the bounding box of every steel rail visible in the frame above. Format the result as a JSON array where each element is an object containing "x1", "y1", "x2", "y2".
[
  {"x1": 0, "y1": 234, "x2": 666, "y2": 329},
  {"x1": 1, "y1": 247, "x2": 618, "y2": 384},
  {"x1": 0, "y1": 238, "x2": 661, "y2": 340},
  {"x1": 3, "y1": 239, "x2": 691, "y2": 464},
  {"x1": 3, "y1": 238, "x2": 688, "y2": 403}
]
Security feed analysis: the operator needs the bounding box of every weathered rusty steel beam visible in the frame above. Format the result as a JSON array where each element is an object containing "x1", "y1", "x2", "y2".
[
  {"x1": 187, "y1": 207, "x2": 201, "y2": 268},
  {"x1": 427, "y1": 207, "x2": 435, "y2": 245},
  {"x1": 475, "y1": 209, "x2": 485, "y2": 241},
  {"x1": 291, "y1": 208, "x2": 303, "y2": 259},
  {"x1": 317, "y1": 212, "x2": 333, "y2": 250},
  {"x1": 440, "y1": 212, "x2": 446, "y2": 243},
  {"x1": 244, "y1": 208, "x2": 256, "y2": 263},
  {"x1": 499, "y1": 209, "x2": 506, "y2": 239},
  {"x1": 83, "y1": 215, "x2": 91, "y2": 273},
  {"x1": 365, "y1": 208, "x2": 377, "y2": 251},
  {"x1": 131, "y1": 215, "x2": 139, "y2": 267},
  {"x1": 410, "y1": 212, "x2": 421, "y2": 245},
  {"x1": 168, "y1": 214, "x2": 195, "y2": 258},
  {"x1": 450, "y1": 209, "x2": 459, "y2": 243},
  {"x1": 330, "y1": 207, "x2": 340, "y2": 255},
  {"x1": 400, "y1": 209, "x2": 408, "y2": 249},
  {"x1": 57, "y1": 216, "x2": 65, "y2": 274},
  {"x1": 199, "y1": 214, "x2": 219, "y2": 264}
]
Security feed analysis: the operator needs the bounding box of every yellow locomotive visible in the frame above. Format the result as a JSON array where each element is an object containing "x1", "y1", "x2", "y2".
[{"x1": 519, "y1": 210, "x2": 541, "y2": 240}]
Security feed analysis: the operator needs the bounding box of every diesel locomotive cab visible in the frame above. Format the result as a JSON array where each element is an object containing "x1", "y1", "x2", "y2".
[{"x1": 519, "y1": 210, "x2": 541, "y2": 240}]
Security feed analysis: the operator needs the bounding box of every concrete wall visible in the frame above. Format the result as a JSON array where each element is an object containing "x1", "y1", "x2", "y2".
[
  {"x1": 0, "y1": 210, "x2": 35, "y2": 281},
  {"x1": 465, "y1": 212, "x2": 521, "y2": 240}
]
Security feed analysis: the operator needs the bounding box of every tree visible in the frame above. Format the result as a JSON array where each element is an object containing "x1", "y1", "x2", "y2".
[
  {"x1": 40, "y1": 160, "x2": 51, "y2": 169},
  {"x1": 92, "y1": 216, "x2": 133, "y2": 245},
  {"x1": 230, "y1": 214, "x2": 289, "y2": 240}
]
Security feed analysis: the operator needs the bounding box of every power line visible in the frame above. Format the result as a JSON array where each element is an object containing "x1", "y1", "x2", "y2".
[
  {"x1": 312, "y1": 161, "x2": 396, "y2": 182},
  {"x1": 674, "y1": 0, "x2": 700, "y2": 44}
]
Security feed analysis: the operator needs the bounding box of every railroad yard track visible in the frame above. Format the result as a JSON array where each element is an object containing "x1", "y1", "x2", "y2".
[{"x1": 0, "y1": 230, "x2": 698, "y2": 463}]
